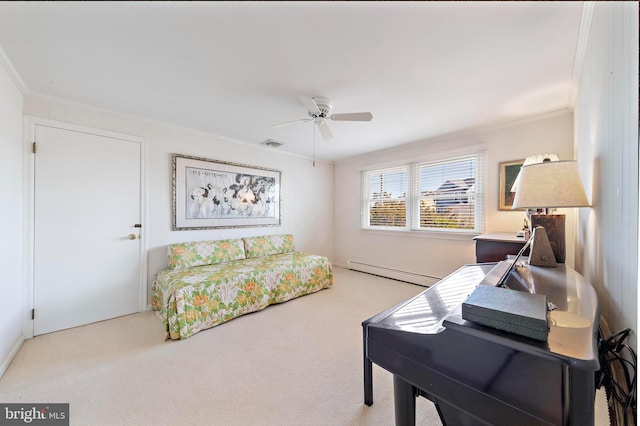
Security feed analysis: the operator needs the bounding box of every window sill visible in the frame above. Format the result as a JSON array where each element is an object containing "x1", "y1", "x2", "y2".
[{"x1": 360, "y1": 227, "x2": 480, "y2": 242}]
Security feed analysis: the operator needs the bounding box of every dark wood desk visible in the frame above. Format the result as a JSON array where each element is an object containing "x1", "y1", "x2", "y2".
[
  {"x1": 474, "y1": 233, "x2": 528, "y2": 262},
  {"x1": 362, "y1": 262, "x2": 599, "y2": 426}
]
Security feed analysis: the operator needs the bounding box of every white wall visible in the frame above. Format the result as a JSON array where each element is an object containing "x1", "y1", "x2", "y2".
[
  {"x1": 23, "y1": 96, "x2": 334, "y2": 304},
  {"x1": 574, "y1": 1, "x2": 638, "y2": 348},
  {"x1": 334, "y1": 111, "x2": 574, "y2": 280},
  {"x1": 0, "y1": 62, "x2": 24, "y2": 376}
]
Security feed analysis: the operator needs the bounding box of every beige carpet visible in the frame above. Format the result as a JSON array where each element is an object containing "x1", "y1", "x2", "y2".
[{"x1": 1, "y1": 267, "x2": 609, "y2": 425}]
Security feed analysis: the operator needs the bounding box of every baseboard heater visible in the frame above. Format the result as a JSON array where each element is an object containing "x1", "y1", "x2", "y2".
[{"x1": 345, "y1": 260, "x2": 440, "y2": 287}]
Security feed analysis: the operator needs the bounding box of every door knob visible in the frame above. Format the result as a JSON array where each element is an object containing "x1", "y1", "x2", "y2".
[{"x1": 128, "y1": 234, "x2": 137, "y2": 240}]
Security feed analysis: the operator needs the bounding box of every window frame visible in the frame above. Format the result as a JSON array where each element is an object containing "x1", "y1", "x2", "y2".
[
  {"x1": 361, "y1": 165, "x2": 409, "y2": 231},
  {"x1": 361, "y1": 150, "x2": 485, "y2": 235}
]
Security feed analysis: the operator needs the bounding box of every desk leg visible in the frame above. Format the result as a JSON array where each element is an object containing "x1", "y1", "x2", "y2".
[
  {"x1": 364, "y1": 333, "x2": 373, "y2": 405},
  {"x1": 393, "y1": 375, "x2": 416, "y2": 426},
  {"x1": 364, "y1": 357, "x2": 373, "y2": 406}
]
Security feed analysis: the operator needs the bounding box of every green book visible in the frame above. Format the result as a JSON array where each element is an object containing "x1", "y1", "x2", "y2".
[{"x1": 462, "y1": 285, "x2": 549, "y2": 341}]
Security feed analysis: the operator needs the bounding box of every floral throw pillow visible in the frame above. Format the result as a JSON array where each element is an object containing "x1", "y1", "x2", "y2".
[
  {"x1": 244, "y1": 234, "x2": 295, "y2": 258},
  {"x1": 167, "y1": 238, "x2": 246, "y2": 269}
]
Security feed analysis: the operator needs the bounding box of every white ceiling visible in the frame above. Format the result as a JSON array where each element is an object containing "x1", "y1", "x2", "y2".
[{"x1": 0, "y1": 1, "x2": 584, "y2": 162}]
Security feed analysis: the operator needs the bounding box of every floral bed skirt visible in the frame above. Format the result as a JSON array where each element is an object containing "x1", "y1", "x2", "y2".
[{"x1": 152, "y1": 252, "x2": 333, "y2": 339}]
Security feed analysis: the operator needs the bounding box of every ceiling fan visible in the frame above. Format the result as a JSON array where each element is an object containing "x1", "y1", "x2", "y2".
[{"x1": 273, "y1": 96, "x2": 373, "y2": 140}]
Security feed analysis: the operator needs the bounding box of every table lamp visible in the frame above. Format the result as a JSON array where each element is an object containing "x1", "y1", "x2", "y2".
[
  {"x1": 510, "y1": 153, "x2": 560, "y2": 194},
  {"x1": 512, "y1": 160, "x2": 590, "y2": 264}
]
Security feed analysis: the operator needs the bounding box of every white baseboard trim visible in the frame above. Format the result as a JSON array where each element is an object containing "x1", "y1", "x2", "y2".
[
  {"x1": 0, "y1": 333, "x2": 24, "y2": 380},
  {"x1": 345, "y1": 260, "x2": 440, "y2": 287}
]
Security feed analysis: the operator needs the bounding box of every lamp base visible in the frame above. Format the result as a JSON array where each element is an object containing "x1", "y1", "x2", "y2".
[
  {"x1": 530, "y1": 214, "x2": 565, "y2": 263},
  {"x1": 529, "y1": 226, "x2": 558, "y2": 267}
]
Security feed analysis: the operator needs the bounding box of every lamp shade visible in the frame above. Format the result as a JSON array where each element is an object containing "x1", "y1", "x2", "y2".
[
  {"x1": 510, "y1": 153, "x2": 559, "y2": 193},
  {"x1": 512, "y1": 160, "x2": 590, "y2": 209}
]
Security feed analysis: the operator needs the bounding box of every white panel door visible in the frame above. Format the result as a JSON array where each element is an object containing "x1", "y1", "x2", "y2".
[{"x1": 33, "y1": 124, "x2": 142, "y2": 335}]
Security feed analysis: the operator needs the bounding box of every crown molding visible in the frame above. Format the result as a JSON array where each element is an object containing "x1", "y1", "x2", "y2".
[
  {"x1": 568, "y1": 1, "x2": 595, "y2": 108},
  {"x1": 0, "y1": 44, "x2": 28, "y2": 95},
  {"x1": 24, "y1": 91, "x2": 332, "y2": 166},
  {"x1": 337, "y1": 108, "x2": 573, "y2": 165}
]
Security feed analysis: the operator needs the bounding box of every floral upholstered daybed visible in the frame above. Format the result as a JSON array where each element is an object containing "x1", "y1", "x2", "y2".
[{"x1": 151, "y1": 234, "x2": 333, "y2": 340}]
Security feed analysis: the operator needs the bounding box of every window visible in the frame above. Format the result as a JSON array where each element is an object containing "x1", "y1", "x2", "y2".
[
  {"x1": 362, "y1": 166, "x2": 408, "y2": 228},
  {"x1": 361, "y1": 152, "x2": 484, "y2": 233}
]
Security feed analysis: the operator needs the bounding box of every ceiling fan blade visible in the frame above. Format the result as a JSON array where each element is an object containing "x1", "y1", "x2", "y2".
[
  {"x1": 272, "y1": 117, "x2": 312, "y2": 128},
  {"x1": 330, "y1": 112, "x2": 373, "y2": 122},
  {"x1": 299, "y1": 96, "x2": 321, "y2": 115},
  {"x1": 317, "y1": 121, "x2": 333, "y2": 140}
]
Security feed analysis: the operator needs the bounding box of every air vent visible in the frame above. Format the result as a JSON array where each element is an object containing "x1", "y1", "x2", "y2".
[{"x1": 261, "y1": 139, "x2": 284, "y2": 148}]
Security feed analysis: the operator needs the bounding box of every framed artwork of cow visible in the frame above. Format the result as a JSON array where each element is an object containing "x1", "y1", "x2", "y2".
[{"x1": 172, "y1": 154, "x2": 281, "y2": 230}]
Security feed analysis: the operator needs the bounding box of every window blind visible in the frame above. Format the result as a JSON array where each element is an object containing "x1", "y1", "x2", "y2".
[
  {"x1": 362, "y1": 166, "x2": 408, "y2": 228},
  {"x1": 361, "y1": 151, "x2": 484, "y2": 233},
  {"x1": 410, "y1": 153, "x2": 484, "y2": 232}
]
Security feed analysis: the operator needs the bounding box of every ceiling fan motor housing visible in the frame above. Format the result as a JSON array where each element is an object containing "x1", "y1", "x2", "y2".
[{"x1": 309, "y1": 96, "x2": 332, "y2": 119}]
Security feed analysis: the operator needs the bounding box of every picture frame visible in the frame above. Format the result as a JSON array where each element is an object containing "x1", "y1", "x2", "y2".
[
  {"x1": 172, "y1": 154, "x2": 281, "y2": 230},
  {"x1": 499, "y1": 159, "x2": 525, "y2": 211}
]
